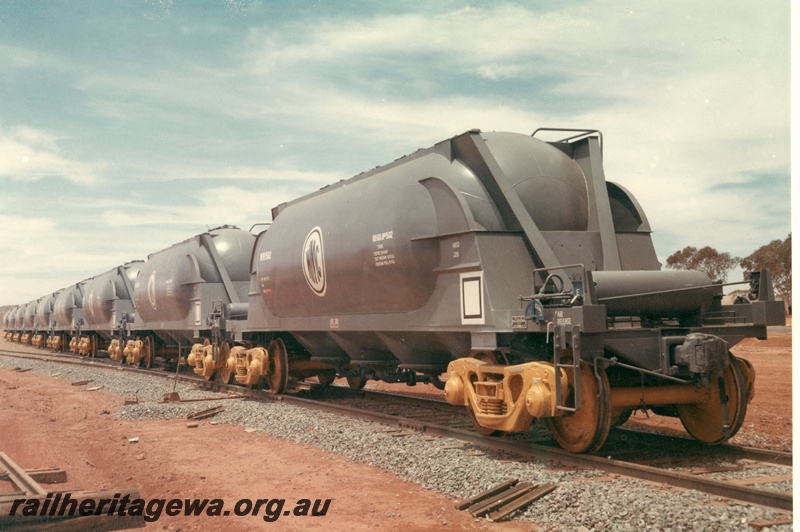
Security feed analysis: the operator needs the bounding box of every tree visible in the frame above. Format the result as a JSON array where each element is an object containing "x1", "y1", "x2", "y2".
[
  {"x1": 740, "y1": 234, "x2": 791, "y2": 309},
  {"x1": 665, "y1": 245, "x2": 738, "y2": 283}
]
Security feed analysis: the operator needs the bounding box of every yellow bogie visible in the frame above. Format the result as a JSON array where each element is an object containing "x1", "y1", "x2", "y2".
[
  {"x1": 231, "y1": 345, "x2": 269, "y2": 387},
  {"x1": 189, "y1": 340, "x2": 232, "y2": 381},
  {"x1": 77, "y1": 336, "x2": 94, "y2": 357},
  {"x1": 444, "y1": 357, "x2": 568, "y2": 434},
  {"x1": 108, "y1": 339, "x2": 124, "y2": 361},
  {"x1": 123, "y1": 337, "x2": 151, "y2": 367}
]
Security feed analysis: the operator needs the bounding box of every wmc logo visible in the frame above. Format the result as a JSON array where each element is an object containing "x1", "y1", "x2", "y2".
[
  {"x1": 147, "y1": 271, "x2": 157, "y2": 309},
  {"x1": 302, "y1": 227, "x2": 326, "y2": 296}
]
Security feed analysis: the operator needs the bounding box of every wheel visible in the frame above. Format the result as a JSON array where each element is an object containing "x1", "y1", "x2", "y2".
[
  {"x1": 316, "y1": 370, "x2": 336, "y2": 386},
  {"x1": 346, "y1": 375, "x2": 367, "y2": 390},
  {"x1": 546, "y1": 362, "x2": 612, "y2": 454},
  {"x1": 472, "y1": 351, "x2": 499, "y2": 365},
  {"x1": 610, "y1": 407, "x2": 633, "y2": 428},
  {"x1": 677, "y1": 354, "x2": 748, "y2": 445},
  {"x1": 735, "y1": 356, "x2": 755, "y2": 404},
  {"x1": 214, "y1": 343, "x2": 232, "y2": 384},
  {"x1": 140, "y1": 336, "x2": 152, "y2": 369},
  {"x1": 466, "y1": 403, "x2": 500, "y2": 436},
  {"x1": 267, "y1": 338, "x2": 289, "y2": 394}
]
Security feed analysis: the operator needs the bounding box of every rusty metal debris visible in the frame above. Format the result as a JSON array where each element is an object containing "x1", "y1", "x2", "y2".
[
  {"x1": 455, "y1": 478, "x2": 557, "y2": 521},
  {"x1": 123, "y1": 393, "x2": 139, "y2": 405},
  {"x1": 162, "y1": 393, "x2": 244, "y2": 404},
  {"x1": 187, "y1": 405, "x2": 224, "y2": 421},
  {"x1": 0, "y1": 451, "x2": 142, "y2": 530},
  {"x1": 162, "y1": 391, "x2": 180, "y2": 403},
  {"x1": 0, "y1": 467, "x2": 66, "y2": 486},
  {"x1": 749, "y1": 517, "x2": 794, "y2": 530}
]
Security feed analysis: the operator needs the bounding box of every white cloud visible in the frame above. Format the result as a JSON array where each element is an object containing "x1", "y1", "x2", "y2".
[
  {"x1": 0, "y1": 213, "x2": 118, "y2": 302},
  {"x1": 0, "y1": 44, "x2": 58, "y2": 69},
  {"x1": 0, "y1": 126, "x2": 105, "y2": 184}
]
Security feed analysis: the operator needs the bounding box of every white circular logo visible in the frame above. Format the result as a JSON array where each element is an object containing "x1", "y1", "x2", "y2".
[
  {"x1": 302, "y1": 227, "x2": 326, "y2": 296},
  {"x1": 147, "y1": 271, "x2": 157, "y2": 309}
]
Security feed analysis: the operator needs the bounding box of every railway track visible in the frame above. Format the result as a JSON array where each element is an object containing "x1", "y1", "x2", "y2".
[{"x1": 0, "y1": 344, "x2": 793, "y2": 513}]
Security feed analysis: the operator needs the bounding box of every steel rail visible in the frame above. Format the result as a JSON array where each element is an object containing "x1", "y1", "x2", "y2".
[
  {"x1": 330, "y1": 385, "x2": 793, "y2": 468},
  {"x1": 0, "y1": 344, "x2": 792, "y2": 511}
]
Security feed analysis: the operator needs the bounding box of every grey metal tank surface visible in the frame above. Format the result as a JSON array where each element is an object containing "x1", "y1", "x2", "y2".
[
  {"x1": 23, "y1": 300, "x2": 38, "y2": 330},
  {"x1": 35, "y1": 293, "x2": 57, "y2": 331},
  {"x1": 13, "y1": 305, "x2": 24, "y2": 330},
  {"x1": 53, "y1": 282, "x2": 88, "y2": 331},
  {"x1": 8, "y1": 307, "x2": 19, "y2": 331},
  {"x1": 256, "y1": 132, "x2": 597, "y2": 318},
  {"x1": 248, "y1": 130, "x2": 663, "y2": 369}
]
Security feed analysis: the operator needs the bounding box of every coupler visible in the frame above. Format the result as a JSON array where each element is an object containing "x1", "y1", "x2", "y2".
[{"x1": 444, "y1": 358, "x2": 569, "y2": 433}]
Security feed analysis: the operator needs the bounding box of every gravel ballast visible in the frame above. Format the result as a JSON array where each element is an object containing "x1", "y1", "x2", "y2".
[{"x1": 0, "y1": 356, "x2": 793, "y2": 531}]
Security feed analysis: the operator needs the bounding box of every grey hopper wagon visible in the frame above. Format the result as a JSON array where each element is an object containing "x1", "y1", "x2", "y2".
[
  {"x1": 23, "y1": 299, "x2": 37, "y2": 331},
  {"x1": 9, "y1": 127, "x2": 784, "y2": 454},
  {"x1": 32, "y1": 293, "x2": 57, "y2": 348},
  {"x1": 78, "y1": 260, "x2": 144, "y2": 358},
  {"x1": 4, "y1": 307, "x2": 19, "y2": 341},
  {"x1": 239, "y1": 128, "x2": 783, "y2": 453},
  {"x1": 52, "y1": 280, "x2": 92, "y2": 352},
  {"x1": 14, "y1": 303, "x2": 25, "y2": 331},
  {"x1": 126, "y1": 226, "x2": 256, "y2": 369},
  {"x1": 15, "y1": 300, "x2": 38, "y2": 345},
  {"x1": 35, "y1": 293, "x2": 56, "y2": 333}
]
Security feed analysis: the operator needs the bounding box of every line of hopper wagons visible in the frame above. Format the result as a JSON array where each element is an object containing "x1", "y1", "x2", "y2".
[{"x1": 1, "y1": 128, "x2": 786, "y2": 453}]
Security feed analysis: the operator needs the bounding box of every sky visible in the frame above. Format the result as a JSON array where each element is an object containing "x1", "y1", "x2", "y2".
[{"x1": 0, "y1": 0, "x2": 792, "y2": 305}]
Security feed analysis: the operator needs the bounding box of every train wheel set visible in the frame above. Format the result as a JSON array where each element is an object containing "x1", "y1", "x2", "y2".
[{"x1": 2, "y1": 128, "x2": 785, "y2": 454}]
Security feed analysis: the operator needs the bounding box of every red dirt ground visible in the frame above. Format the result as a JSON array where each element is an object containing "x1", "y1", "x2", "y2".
[{"x1": 0, "y1": 358, "x2": 530, "y2": 531}]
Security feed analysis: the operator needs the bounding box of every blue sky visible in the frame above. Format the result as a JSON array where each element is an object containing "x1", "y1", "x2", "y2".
[{"x1": 0, "y1": 0, "x2": 791, "y2": 304}]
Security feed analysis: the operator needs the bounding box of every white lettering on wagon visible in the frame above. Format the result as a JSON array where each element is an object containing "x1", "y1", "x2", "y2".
[
  {"x1": 373, "y1": 248, "x2": 396, "y2": 267},
  {"x1": 372, "y1": 230, "x2": 395, "y2": 267},
  {"x1": 372, "y1": 231, "x2": 393, "y2": 242},
  {"x1": 555, "y1": 310, "x2": 572, "y2": 326}
]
